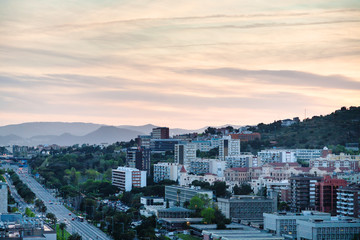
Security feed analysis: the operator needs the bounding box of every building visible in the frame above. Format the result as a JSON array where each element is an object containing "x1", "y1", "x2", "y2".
[
  {"x1": 209, "y1": 159, "x2": 226, "y2": 177},
  {"x1": 297, "y1": 217, "x2": 360, "y2": 240},
  {"x1": 202, "y1": 226, "x2": 284, "y2": 240},
  {"x1": 258, "y1": 149, "x2": 297, "y2": 165},
  {"x1": 140, "y1": 196, "x2": 164, "y2": 206},
  {"x1": 310, "y1": 153, "x2": 360, "y2": 171},
  {"x1": 135, "y1": 135, "x2": 151, "y2": 149},
  {"x1": 126, "y1": 147, "x2": 151, "y2": 175},
  {"x1": 230, "y1": 132, "x2": 261, "y2": 142},
  {"x1": 217, "y1": 196, "x2": 276, "y2": 221},
  {"x1": 290, "y1": 175, "x2": 323, "y2": 212},
  {"x1": 337, "y1": 184, "x2": 360, "y2": 218},
  {"x1": 165, "y1": 185, "x2": 213, "y2": 206},
  {"x1": 0, "y1": 214, "x2": 56, "y2": 239},
  {"x1": 225, "y1": 154, "x2": 254, "y2": 168},
  {"x1": 219, "y1": 136, "x2": 241, "y2": 161},
  {"x1": 174, "y1": 143, "x2": 196, "y2": 167},
  {"x1": 151, "y1": 127, "x2": 169, "y2": 139},
  {"x1": 0, "y1": 182, "x2": 7, "y2": 213},
  {"x1": 158, "y1": 207, "x2": 194, "y2": 218},
  {"x1": 224, "y1": 168, "x2": 250, "y2": 185},
  {"x1": 178, "y1": 166, "x2": 225, "y2": 187},
  {"x1": 189, "y1": 159, "x2": 210, "y2": 175},
  {"x1": 112, "y1": 166, "x2": 147, "y2": 192},
  {"x1": 294, "y1": 149, "x2": 322, "y2": 162},
  {"x1": 150, "y1": 139, "x2": 182, "y2": 152},
  {"x1": 153, "y1": 162, "x2": 178, "y2": 183},
  {"x1": 263, "y1": 211, "x2": 331, "y2": 237},
  {"x1": 192, "y1": 140, "x2": 212, "y2": 152},
  {"x1": 315, "y1": 176, "x2": 347, "y2": 214}
]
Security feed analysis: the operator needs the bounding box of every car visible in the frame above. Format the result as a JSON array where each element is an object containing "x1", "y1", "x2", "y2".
[
  {"x1": 69, "y1": 213, "x2": 71, "y2": 216},
  {"x1": 72, "y1": 218, "x2": 75, "y2": 221}
]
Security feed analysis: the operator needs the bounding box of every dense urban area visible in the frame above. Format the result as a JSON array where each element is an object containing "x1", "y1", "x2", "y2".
[{"x1": 1, "y1": 107, "x2": 360, "y2": 240}]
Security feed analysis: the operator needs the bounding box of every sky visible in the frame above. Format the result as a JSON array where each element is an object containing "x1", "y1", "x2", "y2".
[{"x1": 1, "y1": 0, "x2": 360, "y2": 129}]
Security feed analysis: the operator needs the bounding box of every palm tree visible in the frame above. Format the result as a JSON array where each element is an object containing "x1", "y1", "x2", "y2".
[{"x1": 59, "y1": 222, "x2": 67, "y2": 240}]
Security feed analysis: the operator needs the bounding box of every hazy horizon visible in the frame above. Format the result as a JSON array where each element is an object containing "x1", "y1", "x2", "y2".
[{"x1": 1, "y1": 0, "x2": 359, "y2": 129}]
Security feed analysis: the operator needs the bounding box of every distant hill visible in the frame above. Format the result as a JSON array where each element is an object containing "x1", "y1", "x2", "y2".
[{"x1": 251, "y1": 106, "x2": 360, "y2": 149}]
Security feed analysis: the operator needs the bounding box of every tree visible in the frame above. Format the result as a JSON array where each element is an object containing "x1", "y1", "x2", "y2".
[
  {"x1": 211, "y1": 181, "x2": 230, "y2": 198},
  {"x1": 233, "y1": 183, "x2": 252, "y2": 195},
  {"x1": 201, "y1": 207, "x2": 215, "y2": 224},
  {"x1": 59, "y1": 223, "x2": 67, "y2": 240},
  {"x1": 46, "y1": 212, "x2": 57, "y2": 227},
  {"x1": 68, "y1": 233, "x2": 82, "y2": 240}
]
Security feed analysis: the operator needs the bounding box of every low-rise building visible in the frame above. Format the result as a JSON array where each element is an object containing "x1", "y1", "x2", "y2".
[
  {"x1": 263, "y1": 211, "x2": 331, "y2": 237},
  {"x1": 157, "y1": 207, "x2": 194, "y2": 218},
  {"x1": 165, "y1": 185, "x2": 213, "y2": 206},
  {"x1": 297, "y1": 217, "x2": 360, "y2": 240},
  {"x1": 224, "y1": 168, "x2": 250, "y2": 185},
  {"x1": 217, "y1": 196, "x2": 276, "y2": 222}
]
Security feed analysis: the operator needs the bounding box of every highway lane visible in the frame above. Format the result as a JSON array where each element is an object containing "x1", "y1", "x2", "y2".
[{"x1": 5, "y1": 165, "x2": 112, "y2": 240}]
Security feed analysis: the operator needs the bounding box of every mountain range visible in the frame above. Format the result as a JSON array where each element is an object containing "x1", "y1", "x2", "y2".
[{"x1": 0, "y1": 122, "x2": 203, "y2": 146}]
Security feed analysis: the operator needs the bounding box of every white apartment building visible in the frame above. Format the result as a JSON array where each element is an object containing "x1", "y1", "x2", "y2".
[
  {"x1": 258, "y1": 149, "x2": 296, "y2": 165},
  {"x1": 219, "y1": 136, "x2": 241, "y2": 161},
  {"x1": 174, "y1": 143, "x2": 196, "y2": 167},
  {"x1": 153, "y1": 162, "x2": 178, "y2": 183},
  {"x1": 225, "y1": 154, "x2": 254, "y2": 168},
  {"x1": 192, "y1": 140, "x2": 212, "y2": 152},
  {"x1": 112, "y1": 166, "x2": 146, "y2": 192}
]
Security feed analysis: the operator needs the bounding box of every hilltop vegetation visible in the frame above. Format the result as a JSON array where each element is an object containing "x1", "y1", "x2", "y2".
[{"x1": 245, "y1": 106, "x2": 360, "y2": 152}]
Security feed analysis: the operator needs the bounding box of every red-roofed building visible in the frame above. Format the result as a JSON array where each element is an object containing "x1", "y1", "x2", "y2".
[{"x1": 230, "y1": 133, "x2": 261, "y2": 142}]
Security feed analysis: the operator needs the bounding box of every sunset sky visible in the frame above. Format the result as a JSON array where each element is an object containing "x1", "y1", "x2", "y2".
[{"x1": 1, "y1": 0, "x2": 360, "y2": 129}]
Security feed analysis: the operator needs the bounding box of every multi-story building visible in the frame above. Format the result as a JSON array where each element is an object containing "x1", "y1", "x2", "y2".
[
  {"x1": 174, "y1": 143, "x2": 196, "y2": 167},
  {"x1": 225, "y1": 154, "x2": 254, "y2": 168},
  {"x1": 150, "y1": 139, "x2": 182, "y2": 152},
  {"x1": 0, "y1": 182, "x2": 7, "y2": 213},
  {"x1": 310, "y1": 153, "x2": 360, "y2": 171},
  {"x1": 189, "y1": 159, "x2": 210, "y2": 175},
  {"x1": 178, "y1": 166, "x2": 225, "y2": 187},
  {"x1": 209, "y1": 159, "x2": 226, "y2": 177},
  {"x1": 337, "y1": 185, "x2": 360, "y2": 218},
  {"x1": 165, "y1": 185, "x2": 213, "y2": 206},
  {"x1": 135, "y1": 135, "x2": 151, "y2": 149},
  {"x1": 294, "y1": 149, "x2": 322, "y2": 162},
  {"x1": 315, "y1": 176, "x2": 347, "y2": 214},
  {"x1": 153, "y1": 162, "x2": 178, "y2": 183},
  {"x1": 192, "y1": 140, "x2": 212, "y2": 152},
  {"x1": 263, "y1": 211, "x2": 331, "y2": 237},
  {"x1": 258, "y1": 149, "x2": 296, "y2": 165},
  {"x1": 224, "y1": 168, "x2": 250, "y2": 185},
  {"x1": 297, "y1": 217, "x2": 360, "y2": 240},
  {"x1": 219, "y1": 136, "x2": 241, "y2": 161},
  {"x1": 151, "y1": 127, "x2": 169, "y2": 139},
  {"x1": 112, "y1": 167, "x2": 147, "y2": 192},
  {"x1": 290, "y1": 175, "x2": 323, "y2": 212},
  {"x1": 230, "y1": 132, "x2": 261, "y2": 142},
  {"x1": 126, "y1": 147, "x2": 151, "y2": 175},
  {"x1": 217, "y1": 196, "x2": 276, "y2": 221}
]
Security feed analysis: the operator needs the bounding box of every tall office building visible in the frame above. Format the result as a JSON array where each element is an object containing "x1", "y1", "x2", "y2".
[
  {"x1": 174, "y1": 143, "x2": 196, "y2": 166},
  {"x1": 126, "y1": 147, "x2": 151, "y2": 176},
  {"x1": 0, "y1": 182, "x2": 7, "y2": 213},
  {"x1": 151, "y1": 127, "x2": 169, "y2": 139},
  {"x1": 112, "y1": 167, "x2": 147, "y2": 192},
  {"x1": 219, "y1": 136, "x2": 241, "y2": 161}
]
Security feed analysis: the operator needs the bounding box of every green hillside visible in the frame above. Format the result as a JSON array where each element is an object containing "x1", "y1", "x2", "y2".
[{"x1": 246, "y1": 106, "x2": 360, "y2": 153}]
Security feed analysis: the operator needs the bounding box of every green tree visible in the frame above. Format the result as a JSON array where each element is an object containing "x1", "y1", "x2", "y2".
[
  {"x1": 59, "y1": 222, "x2": 67, "y2": 240},
  {"x1": 68, "y1": 233, "x2": 82, "y2": 240},
  {"x1": 46, "y1": 212, "x2": 57, "y2": 227},
  {"x1": 201, "y1": 207, "x2": 215, "y2": 224}
]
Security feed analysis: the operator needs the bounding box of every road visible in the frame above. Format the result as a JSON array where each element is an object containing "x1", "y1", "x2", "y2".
[{"x1": 3, "y1": 165, "x2": 112, "y2": 240}]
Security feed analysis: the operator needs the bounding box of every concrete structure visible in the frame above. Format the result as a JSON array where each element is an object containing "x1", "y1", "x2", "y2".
[
  {"x1": 140, "y1": 196, "x2": 164, "y2": 206},
  {"x1": 150, "y1": 139, "x2": 182, "y2": 152},
  {"x1": 290, "y1": 175, "x2": 323, "y2": 212},
  {"x1": 178, "y1": 166, "x2": 225, "y2": 187},
  {"x1": 337, "y1": 184, "x2": 360, "y2": 218},
  {"x1": 310, "y1": 153, "x2": 360, "y2": 171},
  {"x1": 294, "y1": 149, "x2": 322, "y2": 162},
  {"x1": 165, "y1": 185, "x2": 213, "y2": 206},
  {"x1": 112, "y1": 166, "x2": 146, "y2": 192},
  {"x1": 126, "y1": 147, "x2": 151, "y2": 175},
  {"x1": 219, "y1": 136, "x2": 241, "y2": 161},
  {"x1": 157, "y1": 207, "x2": 194, "y2": 218},
  {"x1": 315, "y1": 176, "x2": 347, "y2": 214},
  {"x1": 0, "y1": 182, "x2": 7, "y2": 214},
  {"x1": 217, "y1": 196, "x2": 276, "y2": 221},
  {"x1": 151, "y1": 127, "x2": 169, "y2": 139},
  {"x1": 153, "y1": 162, "x2": 178, "y2": 183},
  {"x1": 189, "y1": 158, "x2": 210, "y2": 175},
  {"x1": 175, "y1": 143, "x2": 197, "y2": 167},
  {"x1": 224, "y1": 168, "x2": 250, "y2": 185},
  {"x1": 258, "y1": 149, "x2": 297, "y2": 165},
  {"x1": 209, "y1": 159, "x2": 226, "y2": 177},
  {"x1": 230, "y1": 132, "x2": 261, "y2": 142},
  {"x1": 192, "y1": 140, "x2": 212, "y2": 152},
  {"x1": 202, "y1": 227, "x2": 284, "y2": 240},
  {"x1": 135, "y1": 135, "x2": 151, "y2": 149},
  {"x1": 0, "y1": 214, "x2": 56, "y2": 239},
  {"x1": 297, "y1": 217, "x2": 360, "y2": 240},
  {"x1": 263, "y1": 211, "x2": 331, "y2": 238},
  {"x1": 225, "y1": 154, "x2": 254, "y2": 168}
]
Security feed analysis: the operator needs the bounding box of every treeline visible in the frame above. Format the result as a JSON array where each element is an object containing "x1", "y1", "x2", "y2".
[{"x1": 9, "y1": 170, "x2": 36, "y2": 203}]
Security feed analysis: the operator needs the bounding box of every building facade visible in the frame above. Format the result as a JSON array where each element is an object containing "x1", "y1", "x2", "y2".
[
  {"x1": 219, "y1": 136, "x2": 241, "y2": 161},
  {"x1": 153, "y1": 162, "x2": 178, "y2": 183},
  {"x1": 174, "y1": 143, "x2": 196, "y2": 167},
  {"x1": 126, "y1": 147, "x2": 151, "y2": 175},
  {"x1": 337, "y1": 185, "x2": 360, "y2": 218},
  {"x1": 164, "y1": 185, "x2": 213, "y2": 206},
  {"x1": 151, "y1": 127, "x2": 170, "y2": 139},
  {"x1": 112, "y1": 166, "x2": 147, "y2": 192}
]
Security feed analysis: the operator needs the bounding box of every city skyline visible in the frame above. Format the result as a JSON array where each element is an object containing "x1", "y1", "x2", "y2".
[{"x1": 1, "y1": 0, "x2": 360, "y2": 129}]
